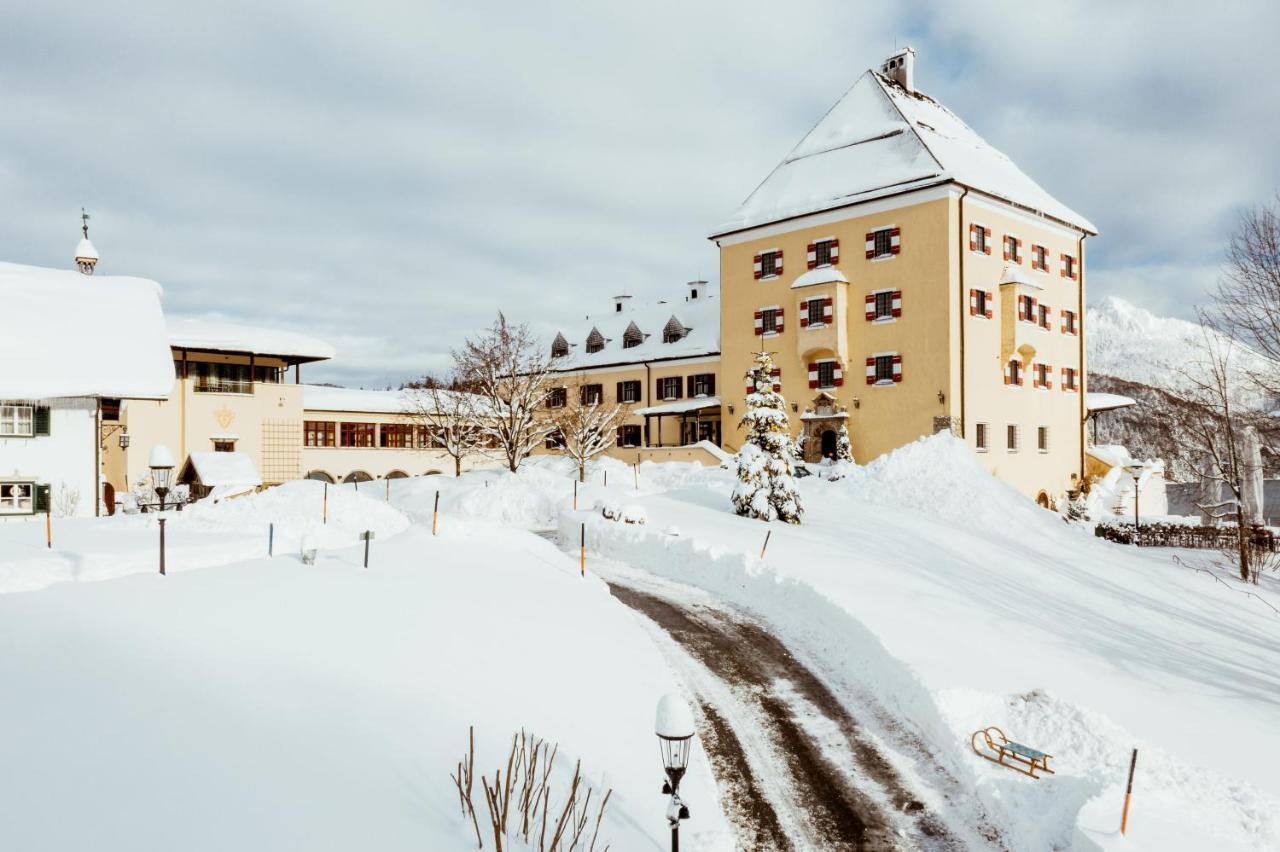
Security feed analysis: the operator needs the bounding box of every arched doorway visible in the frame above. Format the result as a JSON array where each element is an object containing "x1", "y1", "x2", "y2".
[
  {"x1": 1036, "y1": 491, "x2": 1051, "y2": 509},
  {"x1": 820, "y1": 429, "x2": 837, "y2": 460},
  {"x1": 305, "y1": 470, "x2": 335, "y2": 484}
]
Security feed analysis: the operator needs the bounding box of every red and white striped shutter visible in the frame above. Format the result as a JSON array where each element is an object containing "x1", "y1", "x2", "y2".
[
  {"x1": 806, "y1": 242, "x2": 817, "y2": 269},
  {"x1": 1015, "y1": 237, "x2": 1023, "y2": 263},
  {"x1": 771, "y1": 368, "x2": 781, "y2": 392},
  {"x1": 823, "y1": 297, "x2": 834, "y2": 322},
  {"x1": 1045, "y1": 363, "x2": 1053, "y2": 390},
  {"x1": 1004, "y1": 361, "x2": 1011, "y2": 385},
  {"x1": 865, "y1": 232, "x2": 875, "y2": 259},
  {"x1": 1018, "y1": 297, "x2": 1026, "y2": 321},
  {"x1": 1002, "y1": 236, "x2": 1010, "y2": 261},
  {"x1": 889, "y1": 227, "x2": 901, "y2": 255},
  {"x1": 891, "y1": 354, "x2": 903, "y2": 382},
  {"x1": 864, "y1": 294, "x2": 876, "y2": 321},
  {"x1": 1060, "y1": 366, "x2": 1067, "y2": 389},
  {"x1": 891, "y1": 290, "x2": 902, "y2": 317},
  {"x1": 775, "y1": 250, "x2": 783, "y2": 275},
  {"x1": 807, "y1": 362, "x2": 819, "y2": 389},
  {"x1": 799, "y1": 299, "x2": 809, "y2": 327},
  {"x1": 1031, "y1": 362, "x2": 1039, "y2": 387},
  {"x1": 969, "y1": 288, "x2": 977, "y2": 316},
  {"x1": 984, "y1": 292, "x2": 993, "y2": 319},
  {"x1": 1060, "y1": 254, "x2": 1068, "y2": 278},
  {"x1": 830, "y1": 238, "x2": 840, "y2": 263},
  {"x1": 983, "y1": 228, "x2": 992, "y2": 255},
  {"x1": 1017, "y1": 363, "x2": 1025, "y2": 386},
  {"x1": 753, "y1": 310, "x2": 763, "y2": 335},
  {"x1": 833, "y1": 363, "x2": 844, "y2": 387},
  {"x1": 865, "y1": 357, "x2": 876, "y2": 384},
  {"x1": 753, "y1": 254, "x2": 762, "y2": 280},
  {"x1": 969, "y1": 224, "x2": 978, "y2": 252},
  {"x1": 776, "y1": 307, "x2": 784, "y2": 333}
]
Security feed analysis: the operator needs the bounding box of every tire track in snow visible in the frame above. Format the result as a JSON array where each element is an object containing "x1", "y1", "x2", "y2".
[{"x1": 606, "y1": 577, "x2": 961, "y2": 851}]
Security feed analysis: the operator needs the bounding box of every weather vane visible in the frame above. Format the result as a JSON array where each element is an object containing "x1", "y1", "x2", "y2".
[{"x1": 81, "y1": 207, "x2": 91, "y2": 238}]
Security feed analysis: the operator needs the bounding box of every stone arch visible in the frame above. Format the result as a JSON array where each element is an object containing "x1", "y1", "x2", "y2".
[
  {"x1": 424, "y1": 469, "x2": 444, "y2": 476},
  {"x1": 385, "y1": 470, "x2": 409, "y2": 479},
  {"x1": 1035, "y1": 490, "x2": 1052, "y2": 509},
  {"x1": 305, "y1": 470, "x2": 335, "y2": 484},
  {"x1": 343, "y1": 470, "x2": 373, "y2": 484}
]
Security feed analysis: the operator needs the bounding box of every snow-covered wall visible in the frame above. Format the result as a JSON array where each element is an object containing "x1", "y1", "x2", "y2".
[{"x1": 0, "y1": 398, "x2": 98, "y2": 519}]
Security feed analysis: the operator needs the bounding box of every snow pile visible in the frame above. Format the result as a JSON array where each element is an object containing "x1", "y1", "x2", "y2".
[
  {"x1": 838, "y1": 433, "x2": 1049, "y2": 533},
  {"x1": 393, "y1": 467, "x2": 574, "y2": 530},
  {"x1": 0, "y1": 521, "x2": 730, "y2": 850}
]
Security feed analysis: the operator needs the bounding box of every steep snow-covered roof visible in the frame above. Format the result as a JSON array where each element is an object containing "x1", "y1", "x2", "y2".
[
  {"x1": 184, "y1": 451, "x2": 262, "y2": 487},
  {"x1": 168, "y1": 317, "x2": 335, "y2": 363},
  {"x1": 303, "y1": 384, "x2": 486, "y2": 415},
  {"x1": 711, "y1": 70, "x2": 1095, "y2": 237},
  {"x1": 549, "y1": 288, "x2": 720, "y2": 371},
  {"x1": 0, "y1": 261, "x2": 174, "y2": 399},
  {"x1": 74, "y1": 238, "x2": 99, "y2": 261}
]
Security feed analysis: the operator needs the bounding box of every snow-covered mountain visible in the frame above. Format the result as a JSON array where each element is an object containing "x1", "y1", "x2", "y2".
[{"x1": 1086, "y1": 295, "x2": 1277, "y2": 392}]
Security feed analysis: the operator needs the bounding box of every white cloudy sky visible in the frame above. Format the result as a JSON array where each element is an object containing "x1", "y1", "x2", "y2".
[{"x1": 3, "y1": 1, "x2": 1277, "y2": 387}]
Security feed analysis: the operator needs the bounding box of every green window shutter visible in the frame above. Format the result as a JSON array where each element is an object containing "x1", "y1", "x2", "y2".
[
  {"x1": 35, "y1": 484, "x2": 51, "y2": 513},
  {"x1": 33, "y1": 407, "x2": 51, "y2": 436}
]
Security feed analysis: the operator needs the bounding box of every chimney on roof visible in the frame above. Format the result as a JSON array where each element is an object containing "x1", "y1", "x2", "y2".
[
  {"x1": 613, "y1": 294, "x2": 632, "y2": 313},
  {"x1": 686, "y1": 280, "x2": 707, "y2": 301},
  {"x1": 880, "y1": 46, "x2": 916, "y2": 94}
]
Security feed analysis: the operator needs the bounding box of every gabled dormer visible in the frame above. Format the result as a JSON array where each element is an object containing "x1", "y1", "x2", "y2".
[
  {"x1": 622, "y1": 321, "x2": 645, "y2": 349},
  {"x1": 662, "y1": 316, "x2": 688, "y2": 344},
  {"x1": 551, "y1": 332, "x2": 569, "y2": 359},
  {"x1": 586, "y1": 327, "x2": 606, "y2": 354}
]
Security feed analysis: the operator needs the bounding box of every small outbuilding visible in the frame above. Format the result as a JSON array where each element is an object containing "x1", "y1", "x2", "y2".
[{"x1": 179, "y1": 451, "x2": 263, "y2": 501}]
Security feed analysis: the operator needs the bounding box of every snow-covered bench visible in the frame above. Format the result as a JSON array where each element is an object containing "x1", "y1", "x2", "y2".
[{"x1": 970, "y1": 726, "x2": 1055, "y2": 779}]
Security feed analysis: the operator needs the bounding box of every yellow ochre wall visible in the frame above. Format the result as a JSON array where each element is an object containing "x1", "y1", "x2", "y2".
[{"x1": 716, "y1": 186, "x2": 1086, "y2": 501}]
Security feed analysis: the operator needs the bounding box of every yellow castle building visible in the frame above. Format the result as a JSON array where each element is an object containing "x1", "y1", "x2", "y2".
[{"x1": 710, "y1": 48, "x2": 1094, "y2": 503}]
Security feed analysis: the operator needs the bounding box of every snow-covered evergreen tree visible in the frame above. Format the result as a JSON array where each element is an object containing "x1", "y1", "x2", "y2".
[
  {"x1": 732, "y1": 352, "x2": 803, "y2": 524},
  {"x1": 835, "y1": 421, "x2": 854, "y2": 462}
]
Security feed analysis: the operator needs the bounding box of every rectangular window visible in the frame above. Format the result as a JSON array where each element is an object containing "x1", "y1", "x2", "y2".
[
  {"x1": 761, "y1": 307, "x2": 780, "y2": 334},
  {"x1": 545, "y1": 430, "x2": 565, "y2": 450},
  {"x1": 304, "y1": 420, "x2": 336, "y2": 447},
  {"x1": 1004, "y1": 235, "x2": 1021, "y2": 263},
  {"x1": 380, "y1": 424, "x2": 415, "y2": 448},
  {"x1": 1063, "y1": 309, "x2": 1078, "y2": 335},
  {"x1": 1038, "y1": 304, "x2": 1050, "y2": 329},
  {"x1": 973, "y1": 225, "x2": 988, "y2": 254},
  {"x1": 0, "y1": 405, "x2": 34, "y2": 437},
  {"x1": 1062, "y1": 254, "x2": 1078, "y2": 280},
  {"x1": 759, "y1": 250, "x2": 780, "y2": 278},
  {"x1": 1032, "y1": 244, "x2": 1048, "y2": 270},
  {"x1": 340, "y1": 422, "x2": 376, "y2": 448},
  {"x1": 975, "y1": 290, "x2": 990, "y2": 317},
  {"x1": 874, "y1": 355, "x2": 895, "y2": 383},
  {"x1": 814, "y1": 239, "x2": 835, "y2": 266},
  {"x1": 658, "y1": 376, "x2": 682, "y2": 400},
  {"x1": 192, "y1": 362, "x2": 254, "y2": 394},
  {"x1": 874, "y1": 291, "x2": 894, "y2": 320},
  {"x1": 1007, "y1": 359, "x2": 1023, "y2": 386},
  {"x1": 0, "y1": 482, "x2": 34, "y2": 514},
  {"x1": 547, "y1": 387, "x2": 567, "y2": 409},
  {"x1": 817, "y1": 361, "x2": 836, "y2": 389},
  {"x1": 1019, "y1": 295, "x2": 1037, "y2": 323},
  {"x1": 212, "y1": 439, "x2": 235, "y2": 453},
  {"x1": 1034, "y1": 363, "x2": 1049, "y2": 388},
  {"x1": 1063, "y1": 367, "x2": 1079, "y2": 391},
  {"x1": 872, "y1": 228, "x2": 894, "y2": 258},
  {"x1": 1038, "y1": 426, "x2": 1050, "y2": 453},
  {"x1": 580, "y1": 384, "x2": 603, "y2": 405},
  {"x1": 976, "y1": 423, "x2": 989, "y2": 452},
  {"x1": 1007, "y1": 424, "x2": 1019, "y2": 452},
  {"x1": 617, "y1": 424, "x2": 642, "y2": 447},
  {"x1": 691, "y1": 373, "x2": 715, "y2": 397},
  {"x1": 618, "y1": 380, "x2": 641, "y2": 404}
]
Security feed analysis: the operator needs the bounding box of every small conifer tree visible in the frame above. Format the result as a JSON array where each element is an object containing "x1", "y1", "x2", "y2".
[{"x1": 731, "y1": 352, "x2": 803, "y2": 523}]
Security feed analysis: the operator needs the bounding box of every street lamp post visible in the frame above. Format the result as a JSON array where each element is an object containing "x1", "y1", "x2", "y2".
[
  {"x1": 655, "y1": 694, "x2": 695, "y2": 852},
  {"x1": 149, "y1": 444, "x2": 175, "y2": 512},
  {"x1": 1124, "y1": 464, "x2": 1143, "y2": 534}
]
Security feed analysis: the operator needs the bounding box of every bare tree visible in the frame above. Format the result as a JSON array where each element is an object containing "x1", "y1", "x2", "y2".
[
  {"x1": 454, "y1": 314, "x2": 554, "y2": 472},
  {"x1": 549, "y1": 385, "x2": 628, "y2": 482},
  {"x1": 1213, "y1": 192, "x2": 1280, "y2": 394},
  {"x1": 406, "y1": 385, "x2": 485, "y2": 477},
  {"x1": 1171, "y1": 315, "x2": 1270, "y2": 582}
]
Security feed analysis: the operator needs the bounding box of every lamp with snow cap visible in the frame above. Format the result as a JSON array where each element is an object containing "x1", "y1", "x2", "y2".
[
  {"x1": 655, "y1": 693, "x2": 694, "y2": 851},
  {"x1": 1124, "y1": 463, "x2": 1143, "y2": 530},
  {"x1": 149, "y1": 444, "x2": 175, "y2": 511}
]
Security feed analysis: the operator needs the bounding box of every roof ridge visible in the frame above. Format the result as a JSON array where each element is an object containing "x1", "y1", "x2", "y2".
[{"x1": 871, "y1": 71, "x2": 947, "y2": 177}]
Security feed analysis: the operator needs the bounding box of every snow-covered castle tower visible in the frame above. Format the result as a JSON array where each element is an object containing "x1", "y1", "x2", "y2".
[{"x1": 74, "y1": 208, "x2": 99, "y2": 275}]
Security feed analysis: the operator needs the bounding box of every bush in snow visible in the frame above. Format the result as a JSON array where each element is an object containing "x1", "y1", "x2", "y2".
[
  {"x1": 731, "y1": 351, "x2": 803, "y2": 524},
  {"x1": 621, "y1": 504, "x2": 647, "y2": 525}
]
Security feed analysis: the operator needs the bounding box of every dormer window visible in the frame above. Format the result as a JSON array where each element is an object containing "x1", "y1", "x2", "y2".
[
  {"x1": 622, "y1": 322, "x2": 644, "y2": 349},
  {"x1": 551, "y1": 333, "x2": 569, "y2": 359},
  {"x1": 586, "y1": 327, "x2": 605, "y2": 354},
  {"x1": 662, "y1": 316, "x2": 687, "y2": 344}
]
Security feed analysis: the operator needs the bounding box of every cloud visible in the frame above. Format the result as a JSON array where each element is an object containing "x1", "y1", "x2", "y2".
[{"x1": 1, "y1": 1, "x2": 1273, "y2": 385}]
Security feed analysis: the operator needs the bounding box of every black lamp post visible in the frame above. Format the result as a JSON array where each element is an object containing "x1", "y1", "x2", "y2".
[
  {"x1": 149, "y1": 444, "x2": 175, "y2": 511},
  {"x1": 655, "y1": 694, "x2": 694, "y2": 852},
  {"x1": 1124, "y1": 464, "x2": 1143, "y2": 533}
]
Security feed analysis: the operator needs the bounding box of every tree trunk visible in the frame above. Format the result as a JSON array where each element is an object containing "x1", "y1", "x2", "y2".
[
  {"x1": 455, "y1": 455, "x2": 462, "y2": 477},
  {"x1": 1236, "y1": 505, "x2": 1250, "y2": 582},
  {"x1": 579, "y1": 462, "x2": 585, "y2": 483}
]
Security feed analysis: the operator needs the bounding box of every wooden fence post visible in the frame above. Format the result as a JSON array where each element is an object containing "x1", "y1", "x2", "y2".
[
  {"x1": 432, "y1": 490, "x2": 440, "y2": 536},
  {"x1": 579, "y1": 522, "x2": 585, "y2": 577},
  {"x1": 1121, "y1": 748, "x2": 1137, "y2": 835},
  {"x1": 760, "y1": 529, "x2": 772, "y2": 559}
]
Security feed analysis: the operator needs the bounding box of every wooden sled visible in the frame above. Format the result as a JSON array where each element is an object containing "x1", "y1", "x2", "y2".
[{"x1": 971, "y1": 726, "x2": 1055, "y2": 779}]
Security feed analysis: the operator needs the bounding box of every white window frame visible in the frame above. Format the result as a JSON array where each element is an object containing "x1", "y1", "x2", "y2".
[
  {"x1": 0, "y1": 481, "x2": 35, "y2": 514},
  {"x1": 870, "y1": 288, "x2": 896, "y2": 323},
  {"x1": 759, "y1": 249, "x2": 781, "y2": 279},
  {"x1": 659, "y1": 376, "x2": 681, "y2": 401},
  {"x1": 872, "y1": 352, "x2": 898, "y2": 386},
  {"x1": 0, "y1": 404, "x2": 35, "y2": 437},
  {"x1": 761, "y1": 306, "x2": 781, "y2": 336}
]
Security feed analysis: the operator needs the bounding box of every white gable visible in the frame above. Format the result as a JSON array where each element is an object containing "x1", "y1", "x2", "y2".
[
  {"x1": 712, "y1": 70, "x2": 1094, "y2": 237},
  {"x1": 0, "y1": 261, "x2": 175, "y2": 400}
]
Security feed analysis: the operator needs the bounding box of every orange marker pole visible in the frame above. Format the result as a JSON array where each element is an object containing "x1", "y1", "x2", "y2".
[
  {"x1": 579, "y1": 522, "x2": 585, "y2": 577},
  {"x1": 432, "y1": 490, "x2": 440, "y2": 536},
  {"x1": 45, "y1": 509, "x2": 52, "y2": 549},
  {"x1": 1120, "y1": 748, "x2": 1137, "y2": 835},
  {"x1": 760, "y1": 529, "x2": 772, "y2": 559}
]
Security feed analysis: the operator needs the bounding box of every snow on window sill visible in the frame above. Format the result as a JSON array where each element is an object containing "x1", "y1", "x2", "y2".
[
  {"x1": 805, "y1": 323, "x2": 827, "y2": 330},
  {"x1": 870, "y1": 254, "x2": 896, "y2": 263},
  {"x1": 975, "y1": 447, "x2": 989, "y2": 454},
  {"x1": 872, "y1": 316, "x2": 896, "y2": 324},
  {"x1": 874, "y1": 380, "x2": 897, "y2": 387}
]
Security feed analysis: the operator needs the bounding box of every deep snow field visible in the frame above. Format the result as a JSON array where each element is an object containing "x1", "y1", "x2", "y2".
[{"x1": 2, "y1": 439, "x2": 1278, "y2": 851}]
